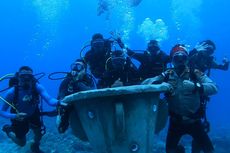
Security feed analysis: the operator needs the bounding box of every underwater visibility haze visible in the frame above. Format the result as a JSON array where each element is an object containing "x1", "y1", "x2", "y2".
[{"x1": 0, "y1": 0, "x2": 230, "y2": 152}]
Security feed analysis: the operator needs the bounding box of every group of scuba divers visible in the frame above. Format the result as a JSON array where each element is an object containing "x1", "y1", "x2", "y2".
[{"x1": 0, "y1": 32, "x2": 229, "y2": 153}]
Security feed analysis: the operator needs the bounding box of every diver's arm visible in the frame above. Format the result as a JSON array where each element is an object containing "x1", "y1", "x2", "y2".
[
  {"x1": 126, "y1": 49, "x2": 135, "y2": 56},
  {"x1": 194, "y1": 70, "x2": 218, "y2": 96},
  {"x1": 0, "y1": 105, "x2": 16, "y2": 119},
  {"x1": 116, "y1": 37, "x2": 146, "y2": 63},
  {"x1": 117, "y1": 40, "x2": 137, "y2": 59},
  {"x1": 141, "y1": 75, "x2": 165, "y2": 85},
  {"x1": 211, "y1": 59, "x2": 229, "y2": 70},
  {"x1": 36, "y1": 83, "x2": 59, "y2": 106},
  {"x1": 128, "y1": 51, "x2": 146, "y2": 63},
  {"x1": 116, "y1": 37, "x2": 126, "y2": 49},
  {"x1": 0, "y1": 88, "x2": 17, "y2": 119},
  {"x1": 141, "y1": 68, "x2": 172, "y2": 85}
]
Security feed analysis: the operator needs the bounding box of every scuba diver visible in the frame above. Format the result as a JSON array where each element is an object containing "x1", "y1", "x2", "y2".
[
  {"x1": 142, "y1": 44, "x2": 217, "y2": 153},
  {"x1": 189, "y1": 40, "x2": 229, "y2": 153},
  {"x1": 99, "y1": 50, "x2": 139, "y2": 88},
  {"x1": 0, "y1": 66, "x2": 60, "y2": 153},
  {"x1": 189, "y1": 40, "x2": 229, "y2": 75},
  {"x1": 83, "y1": 33, "x2": 112, "y2": 83},
  {"x1": 83, "y1": 32, "x2": 140, "y2": 88},
  {"x1": 56, "y1": 59, "x2": 96, "y2": 133},
  {"x1": 126, "y1": 40, "x2": 170, "y2": 80}
]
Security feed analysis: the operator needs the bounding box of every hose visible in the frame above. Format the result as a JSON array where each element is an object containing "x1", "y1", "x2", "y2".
[
  {"x1": 0, "y1": 96, "x2": 19, "y2": 113},
  {"x1": 48, "y1": 72, "x2": 69, "y2": 80}
]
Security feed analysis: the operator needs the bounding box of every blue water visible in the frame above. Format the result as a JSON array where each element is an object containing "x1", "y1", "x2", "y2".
[{"x1": 0, "y1": 0, "x2": 230, "y2": 150}]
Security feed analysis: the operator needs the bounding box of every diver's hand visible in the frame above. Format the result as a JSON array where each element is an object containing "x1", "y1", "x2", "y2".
[
  {"x1": 195, "y1": 42, "x2": 209, "y2": 52},
  {"x1": 110, "y1": 31, "x2": 121, "y2": 40},
  {"x1": 110, "y1": 31, "x2": 125, "y2": 48},
  {"x1": 15, "y1": 113, "x2": 27, "y2": 121},
  {"x1": 57, "y1": 100, "x2": 68, "y2": 107},
  {"x1": 223, "y1": 57, "x2": 229, "y2": 64},
  {"x1": 195, "y1": 42, "x2": 215, "y2": 52},
  {"x1": 161, "y1": 82, "x2": 174, "y2": 93},
  {"x1": 161, "y1": 69, "x2": 172, "y2": 79},
  {"x1": 183, "y1": 80, "x2": 196, "y2": 91}
]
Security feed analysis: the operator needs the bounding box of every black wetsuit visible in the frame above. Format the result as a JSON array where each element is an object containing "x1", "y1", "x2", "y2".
[
  {"x1": 58, "y1": 73, "x2": 96, "y2": 99},
  {"x1": 128, "y1": 49, "x2": 170, "y2": 80},
  {"x1": 189, "y1": 49, "x2": 229, "y2": 74},
  {"x1": 84, "y1": 37, "x2": 113, "y2": 81},
  {"x1": 57, "y1": 73, "x2": 96, "y2": 133},
  {"x1": 6, "y1": 85, "x2": 42, "y2": 140},
  {"x1": 189, "y1": 49, "x2": 229, "y2": 153},
  {"x1": 99, "y1": 57, "x2": 140, "y2": 88},
  {"x1": 166, "y1": 117, "x2": 214, "y2": 153}
]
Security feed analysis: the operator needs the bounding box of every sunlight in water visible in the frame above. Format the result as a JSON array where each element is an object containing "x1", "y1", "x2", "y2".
[
  {"x1": 101, "y1": 0, "x2": 135, "y2": 44},
  {"x1": 29, "y1": 0, "x2": 69, "y2": 55},
  {"x1": 33, "y1": 0, "x2": 69, "y2": 24},
  {"x1": 171, "y1": 0, "x2": 203, "y2": 42}
]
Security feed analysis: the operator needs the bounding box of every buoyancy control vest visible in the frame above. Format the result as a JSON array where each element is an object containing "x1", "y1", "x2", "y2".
[
  {"x1": 9, "y1": 73, "x2": 40, "y2": 115},
  {"x1": 164, "y1": 68, "x2": 208, "y2": 121}
]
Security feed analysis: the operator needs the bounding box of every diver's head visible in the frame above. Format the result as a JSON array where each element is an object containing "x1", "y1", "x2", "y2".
[
  {"x1": 170, "y1": 44, "x2": 188, "y2": 68},
  {"x1": 111, "y1": 50, "x2": 126, "y2": 71},
  {"x1": 92, "y1": 33, "x2": 103, "y2": 40},
  {"x1": 70, "y1": 59, "x2": 87, "y2": 77},
  {"x1": 199, "y1": 40, "x2": 216, "y2": 55},
  {"x1": 18, "y1": 66, "x2": 34, "y2": 89},
  {"x1": 91, "y1": 33, "x2": 105, "y2": 51},
  {"x1": 147, "y1": 40, "x2": 160, "y2": 54}
]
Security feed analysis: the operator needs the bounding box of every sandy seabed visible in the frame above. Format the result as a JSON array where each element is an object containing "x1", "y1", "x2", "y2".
[{"x1": 0, "y1": 118, "x2": 230, "y2": 153}]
